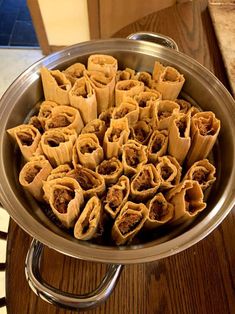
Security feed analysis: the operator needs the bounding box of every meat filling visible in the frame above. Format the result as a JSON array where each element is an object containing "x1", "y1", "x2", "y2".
[
  {"x1": 53, "y1": 188, "x2": 75, "y2": 214},
  {"x1": 80, "y1": 143, "x2": 96, "y2": 154},
  {"x1": 119, "y1": 81, "x2": 137, "y2": 91},
  {"x1": 79, "y1": 87, "x2": 88, "y2": 98},
  {"x1": 99, "y1": 108, "x2": 114, "y2": 127},
  {"x1": 68, "y1": 169, "x2": 99, "y2": 190},
  {"x1": 197, "y1": 118, "x2": 216, "y2": 136},
  {"x1": 67, "y1": 68, "x2": 84, "y2": 80},
  {"x1": 48, "y1": 115, "x2": 71, "y2": 128},
  {"x1": 151, "y1": 136, "x2": 164, "y2": 153},
  {"x1": 108, "y1": 128, "x2": 122, "y2": 142},
  {"x1": 72, "y1": 84, "x2": 88, "y2": 98},
  {"x1": 176, "y1": 99, "x2": 191, "y2": 113},
  {"x1": 91, "y1": 124, "x2": 101, "y2": 132},
  {"x1": 25, "y1": 166, "x2": 42, "y2": 183},
  {"x1": 46, "y1": 135, "x2": 66, "y2": 147},
  {"x1": 149, "y1": 199, "x2": 169, "y2": 221},
  {"x1": 98, "y1": 161, "x2": 117, "y2": 175},
  {"x1": 134, "y1": 128, "x2": 147, "y2": 142},
  {"x1": 138, "y1": 95, "x2": 154, "y2": 108},
  {"x1": 114, "y1": 107, "x2": 130, "y2": 118},
  {"x1": 18, "y1": 132, "x2": 34, "y2": 146},
  {"x1": 138, "y1": 99, "x2": 147, "y2": 108},
  {"x1": 83, "y1": 121, "x2": 102, "y2": 134},
  {"x1": 106, "y1": 188, "x2": 124, "y2": 210},
  {"x1": 158, "y1": 110, "x2": 172, "y2": 120},
  {"x1": 161, "y1": 165, "x2": 173, "y2": 180},
  {"x1": 138, "y1": 73, "x2": 151, "y2": 87},
  {"x1": 30, "y1": 116, "x2": 44, "y2": 133},
  {"x1": 118, "y1": 213, "x2": 141, "y2": 235},
  {"x1": 126, "y1": 148, "x2": 140, "y2": 167},
  {"x1": 133, "y1": 123, "x2": 150, "y2": 143},
  {"x1": 192, "y1": 169, "x2": 209, "y2": 184},
  {"x1": 134, "y1": 170, "x2": 152, "y2": 191},
  {"x1": 185, "y1": 190, "x2": 196, "y2": 214},
  {"x1": 176, "y1": 118, "x2": 187, "y2": 137},
  {"x1": 73, "y1": 173, "x2": 94, "y2": 190}
]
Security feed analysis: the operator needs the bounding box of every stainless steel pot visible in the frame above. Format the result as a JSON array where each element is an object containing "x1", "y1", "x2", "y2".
[{"x1": 0, "y1": 33, "x2": 235, "y2": 311}]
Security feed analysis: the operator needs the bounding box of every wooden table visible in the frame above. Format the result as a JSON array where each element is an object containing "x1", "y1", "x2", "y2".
[{"x1": 5, "y1": 1, "x2": 235, "y2": 313}]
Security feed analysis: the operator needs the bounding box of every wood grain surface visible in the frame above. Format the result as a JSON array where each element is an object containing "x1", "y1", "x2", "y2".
[
  {"x1": 5, "y1": 1, "x2": 235, "y2": 313},
  {"x1": 99, "y1": 0, "x2": 176, "y2": 38}
]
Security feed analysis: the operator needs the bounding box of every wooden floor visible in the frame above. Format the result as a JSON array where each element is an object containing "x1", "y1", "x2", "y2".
[{"x1": 5, "y1": 1, "x2": 235, "y2": 313}]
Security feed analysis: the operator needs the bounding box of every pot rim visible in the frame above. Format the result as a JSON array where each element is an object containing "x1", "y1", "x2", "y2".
[{"x1": 1, "y1": 38, "x2": 235, "y2": 264}]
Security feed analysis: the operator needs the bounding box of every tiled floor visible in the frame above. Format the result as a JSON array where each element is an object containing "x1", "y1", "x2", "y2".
[
  {"x1": 0, "y1": 48, "x2": 43, "y2": 96},
  {"x1": 0, "y1": 0, "x2": 39, "y2": 47}
]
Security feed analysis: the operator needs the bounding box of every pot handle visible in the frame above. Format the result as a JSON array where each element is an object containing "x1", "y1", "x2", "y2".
[
  {"x1": 127, "y1": 31, "x2": 179, "y2": 51},
  {"x1": 25, "y1": 239, "x2": 123, "y2": 311}
]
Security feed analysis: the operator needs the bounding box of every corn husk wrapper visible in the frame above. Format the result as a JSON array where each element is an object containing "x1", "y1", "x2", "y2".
[
  {"x1": 183, "y1": 159, "x2": 216, "y2": 190},
  {"x1": 112, "y1": 97, "x2": 139, "y2": 127},
  {"x1": 74, "y1": 196, "x2": 102, "y2": 240},
  {"x1": 122, "y1": 140, "x2": 148, "y2": 176},
  {"x1": 37, "y1": 100, "x2": 58, "y2": 129},
  {"x1": 19, "y1": 155, "x2": 52, "y2": 201},
  {"x1": 81, "y1": 118, "x2": 107, "y2": 144},
  {"x1": 40, "y1": 67, "x2": 71, "y2": 105},
  {"x1": 152, "y1": 61, "x2": 185, "y2": 100},
  {"x1": 47, "y1": 164, "x2": 72, "y2": 181},
  {"x1": 152, "y1": 100, "x2": 180, "y2": 130},
  {"x1": 72, "y1": 133, "x2": 104, "y2": 170},
  {"x1": 116, "y1": 68, "x2": 135, "y2": 82},
  {"x1": 68, "y1": 77, "x2": 97, "y2": 124},
  {"x1": 45, "y1": 105, "x2": 84, "y2": 134},
  {"x1": 145, "y1": 193, "x2": 174, "y2": 229},
  {"x1": 147, "y1": 129, "x2": 168, "y2": 163},
  {"x1": 188, "y1": 106, "x2": 200, "y2": 117},
  {"x1": 134, "y1": 90, "x2": 162, "y2": 120},
  {"x1": 7, "y1": 124, "x2": 41, "y2": 161},
  {"x1": 130, "y1": 164, "x2": 161, "y2": 201},
  {"x1": 67, "y1": 166, "x2": 105, "y2": 198},
  {"x1": 43, "y1": 177, "x2": 84, "y2": 228},
  {"x1": 186, "y1": 111, "x2": 221, "y2": 167},
  {"x1": 115, "y1": 79, "x2": 144, "y2": 107},
  {"x1": 111, "y1": 201, "x2": 148, "y2": 245},
  {"x1": 63, "y1": 62, "x2": 86, "y2": 85},
  {"x1": 168, "y1": 112, "x2": 191, "y2": 164},
  {"x1": 96, "y1": 157, "x2": 123, "y2": 185},
  {"x1": 103, "y1": 117, "x2": 130, "y2": 158},
  {"x1": 40, "y1": 128, "x2": 77, "y2": 167},
  {"x1": 130, "y1": 120, "x2": 153, "y2": 145},
  {"x1": 84, "y1": 70, "x2": 116, "y2": 115},
  {"x1": 166, "y1": 180, "x2": 206, "y2": 223},
  {"x1": 33, "y1": 141, "x2": 44, "y2": 157},
  {"x1": 87, "y1": 54, "x2": 118, "y2": 76},
  {"x1": 155, "y1": 155, "x2": 182, "y2": 190},
  {"x1": 104, "y1": 175, "x2": 130, "y2": 219},
  {"x1": 98, "y1": 107, "x2": 115, "y2": 128}
]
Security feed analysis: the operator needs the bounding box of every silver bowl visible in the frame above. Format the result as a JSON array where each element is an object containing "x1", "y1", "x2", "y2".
[{"x1": 0, "y1": 35, "x2": 234, "y2": 310}]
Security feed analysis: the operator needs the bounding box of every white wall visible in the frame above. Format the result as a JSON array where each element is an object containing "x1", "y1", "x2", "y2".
[{"x1": 38, "y1": 0, "x2": 90, "y2": 46}]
